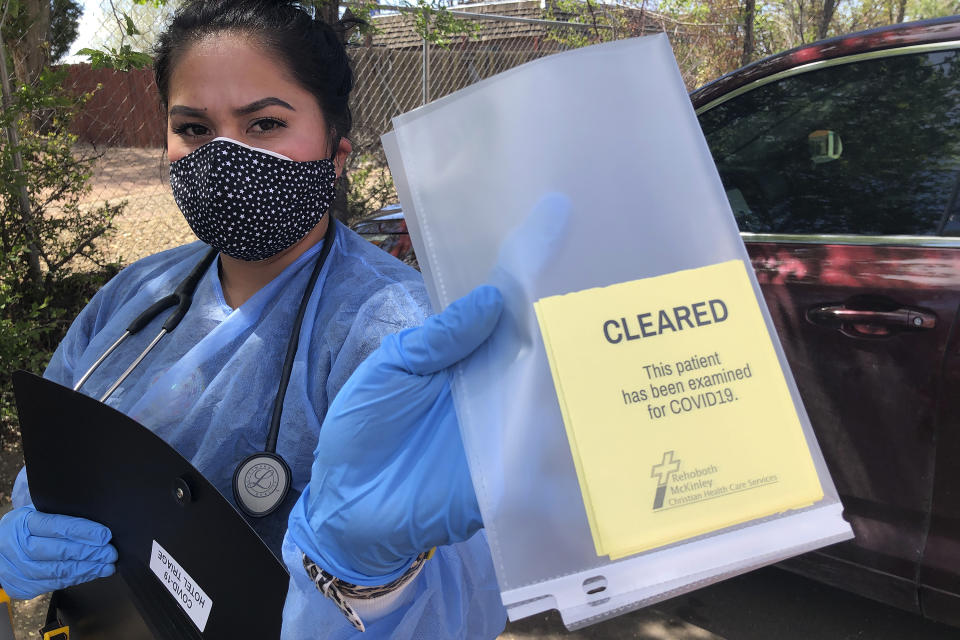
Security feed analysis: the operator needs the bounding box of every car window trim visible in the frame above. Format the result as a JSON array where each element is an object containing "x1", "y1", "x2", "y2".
[
  {"x1": 696, "y1": 41, "x2": 960, "y2": 115},
  {"x1": 741, "y1": 232, "x2": 960, "y2": 247}
]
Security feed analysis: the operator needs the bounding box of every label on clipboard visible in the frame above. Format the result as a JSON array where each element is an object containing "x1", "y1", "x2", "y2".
[{"x1": 149, "y1": 540, "x2": 213, "y2": 631}]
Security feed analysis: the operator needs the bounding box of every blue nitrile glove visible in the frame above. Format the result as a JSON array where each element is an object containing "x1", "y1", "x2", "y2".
[
  {"x1": 288, "y1": 284, "x2": 504, "y2": 584},
  {"x1": 0, "y1": 506, "x2": 117, "y2": 599}
]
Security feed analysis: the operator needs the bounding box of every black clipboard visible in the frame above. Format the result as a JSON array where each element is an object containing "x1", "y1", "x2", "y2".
[{"x1": 12, "y1": 371, "x2": 289, "y2": 639}]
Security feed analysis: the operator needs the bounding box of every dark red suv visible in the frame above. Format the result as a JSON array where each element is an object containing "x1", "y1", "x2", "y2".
[{"x1": 353, "y1": 15, "x2": 960, "y2": 628}]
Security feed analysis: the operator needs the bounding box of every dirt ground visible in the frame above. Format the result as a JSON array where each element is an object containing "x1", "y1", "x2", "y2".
[{"x1": 79, "y1": 145, "x2": 196, "y2": 264}]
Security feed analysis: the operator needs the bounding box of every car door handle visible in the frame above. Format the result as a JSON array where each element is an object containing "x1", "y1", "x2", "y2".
[{"x1": 807, "y1": 305, "x2": 936, "y2": 330}]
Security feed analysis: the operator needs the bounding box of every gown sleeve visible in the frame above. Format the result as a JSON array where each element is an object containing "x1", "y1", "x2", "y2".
[
  {"x1": 280, "y1": 529, "x2": 506, "y2": 639},
  {"x1": 279, "y1": 274, "x2": 508, "y2": 639}
]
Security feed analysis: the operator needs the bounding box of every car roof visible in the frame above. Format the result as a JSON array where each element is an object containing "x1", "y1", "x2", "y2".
[
  {"x1": 367, "y1": 211, "x2": 405, "y2": 221},
  {"x1": 357, "y1": 204, "x2": 405, "y2": 223},
  {"x1": 690, "y1": 15, "x2": 960, "y2": 111}
]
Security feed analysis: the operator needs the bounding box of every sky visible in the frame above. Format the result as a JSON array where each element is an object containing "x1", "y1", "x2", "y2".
[{"x1": 63, "y1": 0, "x2": 105, "y2": 63}]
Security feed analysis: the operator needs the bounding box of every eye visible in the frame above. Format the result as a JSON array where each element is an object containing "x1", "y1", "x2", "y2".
[
  {"x1": 171, "y1": 123, "x2": 211, "y2": 138},
  {"x1": 250, "y1": 117, "x2": 287, "y2": 134}
]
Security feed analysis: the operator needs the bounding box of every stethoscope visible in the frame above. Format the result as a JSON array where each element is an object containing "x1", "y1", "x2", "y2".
[{"x1": 74, "y1": 218, "x2": 337, "y2": 519}]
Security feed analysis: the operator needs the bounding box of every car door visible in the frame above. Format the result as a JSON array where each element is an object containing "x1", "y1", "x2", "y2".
[
  {"x1": 696, "y1": 44, "x2": 960, "y2": 612},
  {"x1": 921, "y1": 325, "x2": 960, "y2": 626}
]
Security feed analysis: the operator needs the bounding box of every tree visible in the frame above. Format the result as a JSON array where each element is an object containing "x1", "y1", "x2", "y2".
[
  {"x1": 5, "y1": 0, "x2": 49, "y2": 85},
  {"x1": 657, "y1": 0, "x2": 760, "y2": 87},
  {"x1": 0, "y1": 65, "x2": 122, "y2": 288},
  {"x1": 651, "y1": 0, "x2": 960, "y2": 89},
  {"x1": 909, "y1": 0, "x2": 960, "y2": 18},
  {"x1": 741, "y1": 0, "x2": 755, "y2": 65},
  {"x1": 764, "y1": 0, "x2": 843, "y2": 47},
  {"x1": 1, "y1": 0, "x2": 82, "y2": 83},
  {"x1": 49, "y1": 0, "x2": 82, "y2": 61},
  {"x1": 0, "y1": 0, "x2": 122, "y2": 430}
]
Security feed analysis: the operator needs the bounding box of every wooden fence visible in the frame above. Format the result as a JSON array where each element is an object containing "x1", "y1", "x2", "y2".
[{"x1": 64, "y1": 64, "x2": 166, "y2": 148}]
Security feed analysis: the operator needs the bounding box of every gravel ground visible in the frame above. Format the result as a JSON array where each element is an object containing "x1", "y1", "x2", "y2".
[{"x1": 81, "y1": 145, "x2": 195, "y2": 264}]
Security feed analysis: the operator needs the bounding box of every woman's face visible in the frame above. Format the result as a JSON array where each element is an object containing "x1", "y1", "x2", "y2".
[{"x1": 166, "y1": 33, "x2": 338, "y2": 166}]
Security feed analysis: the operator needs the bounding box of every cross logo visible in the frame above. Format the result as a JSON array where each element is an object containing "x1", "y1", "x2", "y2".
[
  {"x1": 650, "y1": 450, "x2": 681, "y2": 510},
  {"x1": 651, "y1": 450, "x2": 681, "y2": 487}
]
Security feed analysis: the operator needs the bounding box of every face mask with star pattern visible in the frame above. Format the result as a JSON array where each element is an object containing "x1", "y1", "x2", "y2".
[{"x1": 170, "y1": 137, "x2": 337, "y2": 261}]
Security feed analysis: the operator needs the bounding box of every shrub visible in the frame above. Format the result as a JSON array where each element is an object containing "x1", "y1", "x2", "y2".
[{"x1": 0, "y1": 65, "x2": 122, "y2": 440}]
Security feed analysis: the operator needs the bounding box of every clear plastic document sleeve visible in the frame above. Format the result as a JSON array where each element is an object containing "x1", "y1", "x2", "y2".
[{"x1": 383, "y1": 34, "x2": 853, "y2": 630}]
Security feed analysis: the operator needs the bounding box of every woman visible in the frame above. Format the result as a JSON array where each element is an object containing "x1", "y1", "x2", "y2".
[{"x1": 0, "y1": 0, "x2": 508, "y2": 636}]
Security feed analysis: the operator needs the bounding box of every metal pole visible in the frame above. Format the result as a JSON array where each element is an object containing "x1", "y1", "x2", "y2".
[{"x1": 422, "y1": 25, "x2": 430, "y2": 105}]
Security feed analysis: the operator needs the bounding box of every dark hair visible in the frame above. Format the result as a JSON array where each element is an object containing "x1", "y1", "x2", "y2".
[{"x1": 154, "y1": 0, "x2": 359, "y2": 146}]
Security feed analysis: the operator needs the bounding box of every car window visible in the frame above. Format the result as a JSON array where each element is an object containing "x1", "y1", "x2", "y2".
[
  {"x1": 698, "y1": 49, "x2": 960, "y2": 236},
  {"x1": 353, "y1": 219, "x2": 406, "y2": 235}
]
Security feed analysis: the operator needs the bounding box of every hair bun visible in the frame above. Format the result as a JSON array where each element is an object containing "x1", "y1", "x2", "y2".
[{"x1": 333, "y1": 9, "x2": 367, "y2": 34}]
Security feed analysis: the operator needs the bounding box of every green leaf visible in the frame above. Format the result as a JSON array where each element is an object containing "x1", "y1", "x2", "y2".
[
  {"x1": 77, "y1": 48, "x2": 108, "y2": 69},
  {"x1": 127, "y1": 51, "x2": 153, "y2": 69},
  {"x1": 123, "y1": 12, "x2": 140, "y2": 36},
  {"x1": 76, "y1": 45, "x2": 152, "y2": 71}
]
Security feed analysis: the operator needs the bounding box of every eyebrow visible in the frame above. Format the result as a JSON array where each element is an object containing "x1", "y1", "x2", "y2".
[
  {"x1": 168, "y1": 97, "x2": 296, "y2": 118},
  {"x1": 235, "y1": 97, "x2": 296, "y2": 114},
  {"x1": 168, "y1": 105, "x2": 207, "y2": 118}
]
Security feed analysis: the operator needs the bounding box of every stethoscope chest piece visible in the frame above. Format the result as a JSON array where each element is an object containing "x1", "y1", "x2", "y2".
[{"x1": 233, "y1": 452, "x2": 291, "y2": 518}]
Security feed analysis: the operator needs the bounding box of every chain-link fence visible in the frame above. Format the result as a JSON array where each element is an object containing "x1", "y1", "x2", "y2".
[
  {"x1": 346, "y1": 4, "x2": 633, "y2": 223},
  {"x1": 4, "y1": 0, "x2": 680, "y2": 268},
  {"x1": 1, "y1": 0, "x2": 186, "y2": 271},
  {"x1": 60, "y1": 0, "x2": 188, "y2": 265},
  {"x1": 344, "y1": 2, "x2": 670, "y2": 226}
]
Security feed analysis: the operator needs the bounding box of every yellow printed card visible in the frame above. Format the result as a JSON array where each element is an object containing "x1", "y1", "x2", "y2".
[{"x1": 534, "y1": 260, "x2": 823, "y2": 559}]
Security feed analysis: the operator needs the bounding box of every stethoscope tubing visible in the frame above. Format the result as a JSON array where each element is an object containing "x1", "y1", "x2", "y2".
[
  {"x1": 72, "y1": 330, "x2": 129, "y2": 393},
  {"x1": 99, "y1": 330, "x2": 167, "y2": 402},
  {"x1": 74, "y1": 248, "x2": 219, "y2": 402},
  {"x1": 265, "y1": 217, "x2": 336, "y2": 453},
  {"x1": 73, "y1": 218, "x2": 336, "y2": 457}
]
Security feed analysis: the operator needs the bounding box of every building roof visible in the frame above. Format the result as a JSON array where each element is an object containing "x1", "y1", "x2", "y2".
[{"x1": 368, "y1": 0, "x2": 660, "y2": 50}]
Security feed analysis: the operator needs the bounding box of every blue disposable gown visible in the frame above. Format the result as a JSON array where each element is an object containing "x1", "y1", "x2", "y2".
[{"x1": 12, "y1": 222, "x2": 507, "y2": 639}]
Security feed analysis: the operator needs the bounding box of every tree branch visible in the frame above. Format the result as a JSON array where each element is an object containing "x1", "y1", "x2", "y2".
[{"x1": 46, "y1": 223, "x2": 111, "y2": 274}]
